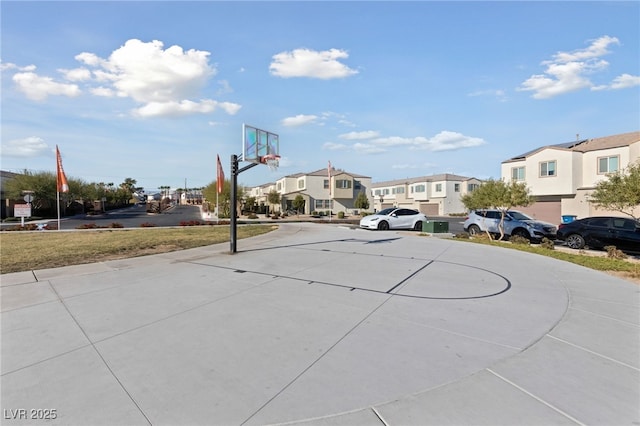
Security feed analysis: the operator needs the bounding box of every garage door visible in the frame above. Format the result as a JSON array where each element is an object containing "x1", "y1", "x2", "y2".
[
  {"x1": 420, "y1": 203, "x2": 439, "y2": 216},
  {"x1": 517, "y1": 201, "x2": 561, "y2": 224}
]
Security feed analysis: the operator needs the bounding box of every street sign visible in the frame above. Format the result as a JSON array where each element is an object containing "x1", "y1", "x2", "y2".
[
  {"x1": 14, "y1": 205, "x2": 32, "y2": 218},
  {"x1": 23, "y1": 194, "x2": 33, "y2": 203}
]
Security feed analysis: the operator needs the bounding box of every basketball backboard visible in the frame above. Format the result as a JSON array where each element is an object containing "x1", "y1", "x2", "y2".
[{"x1": 242, "y1": 124, "x2": 279, "y2": 163}]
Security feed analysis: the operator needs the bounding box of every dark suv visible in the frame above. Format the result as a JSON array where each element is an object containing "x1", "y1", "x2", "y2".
[
  {"x1": 557, "y1": 216, "x2": 640, "y2": 253},
  {"x1": 463, "y1": 209, "x2": 557, "y2": 242}
]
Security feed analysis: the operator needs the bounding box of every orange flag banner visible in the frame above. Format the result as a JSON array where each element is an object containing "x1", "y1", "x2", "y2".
[
  {"x1": 217, "y1": 154, "x2": 225, "y2": 194},
  {"x1": 56, "y1": 145, "x2": 69, "y2": 193}
]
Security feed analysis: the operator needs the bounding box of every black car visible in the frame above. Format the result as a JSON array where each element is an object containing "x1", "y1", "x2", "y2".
[{"x1": 557, "y1": 216, "x2": 640, "y2": 253}]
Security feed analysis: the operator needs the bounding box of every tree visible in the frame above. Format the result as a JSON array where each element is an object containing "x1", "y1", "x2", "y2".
[
  {"x1": 244, "y1": 196, "x2": 256, "y2": 213},
  {"x1": 267, "y1": 190, "x2": 281, "y2": 214},
  {"x1": 292, "y1": 194, "x2": 305, "y2": 215},
  {"x1": 354, "y1": 191, "x2": 370, "y2": 211},
  {"x1": 461, "y1": 179, "x2": 533, "y2": 240},
  {"x1": 4, "y1": 170, "x2": 56, "y2": 216},
  {"x1": 589, "y1": 161, "x2": 640, "y2": 220},
  {"x1": 202, "y1": 180, "x2": 244, "y2": 218}
]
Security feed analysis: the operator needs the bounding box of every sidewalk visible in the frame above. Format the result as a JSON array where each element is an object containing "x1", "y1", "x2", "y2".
[{"x1": 2, "y1": 223, "x2": 638, "y2": 425}]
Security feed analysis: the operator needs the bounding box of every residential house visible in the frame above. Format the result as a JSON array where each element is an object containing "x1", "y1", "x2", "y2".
[
  {"x1": 246, "y1": 167, "x2": 373, "y2": 215},
  {"x1": 371, "y1": 174, "x2": 482, "y2": 216},
  {"x1": 501, "y1": 130, "x2": 640, "y2": 224}
]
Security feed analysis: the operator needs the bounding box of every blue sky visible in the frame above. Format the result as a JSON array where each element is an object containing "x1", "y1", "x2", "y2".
[{"x1": 1, "y1": 1, "x2": 639, "y2": 192}]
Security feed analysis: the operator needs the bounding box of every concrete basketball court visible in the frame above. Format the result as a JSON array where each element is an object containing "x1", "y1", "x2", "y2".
[{"x1": 2, "y1": 223, "x2": 639, "y2": 425}]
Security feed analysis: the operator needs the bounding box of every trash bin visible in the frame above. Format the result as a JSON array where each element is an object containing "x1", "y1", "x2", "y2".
[
  {"x1": 422, "y1": 221, "x2": 449, "y2": 233},
  {"x1": 561, "y1": 215, "x2": 577, "y2": 224}
]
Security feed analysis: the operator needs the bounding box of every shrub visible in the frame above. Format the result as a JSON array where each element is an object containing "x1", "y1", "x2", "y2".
[
  {"x1": 470, "y1": 232, "x2": 492, "y2": 241},
  {"x1": 510, "y1": 235, "x2": 530, "y2": 245},
  {"x1": 77, "y1": 223, "x2": 99, "y2": 229},
  {"x1": 109, "y1": 223, "x2": 124, "y2": 228},
  {"x1": 455, "y1": 232, "x2": 470, "y2": 239},
  {"x1": 179, "y1": 220, "x2": 203, "y2": 226},
  {"x1": 337, "y1": 211, "x2": 345, "y2": 219},
  {"x1": 605, "y1": 245, "x2": 627, "y2": 260},
  {"x1": 540, "y1": 237, "x2": 555, "y2": 250},
  {"x1": 247, "y1": 213, "x2": 258, "y2": 219},
  {"x1": 140, "y1": 222, "x2": 156, "y2": 227},
  {"x1": 630, "y1": 264, "x2": 640, "y2": 279}
]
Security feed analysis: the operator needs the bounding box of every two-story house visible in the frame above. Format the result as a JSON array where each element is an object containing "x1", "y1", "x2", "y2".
[
  {"x1": 501, "y1": 130, "x2": 640, "y2": 224},
  {"x1": 371, "y1": 174, "x2": 482, "y2": 216},
  {"x1": 247, "y1": 167, "x2": 373, "y2": 215}
]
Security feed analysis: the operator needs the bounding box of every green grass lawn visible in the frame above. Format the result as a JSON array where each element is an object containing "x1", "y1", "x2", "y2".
[{"x1": 1, "y1": 225, "x2": 275, "y2": 274}]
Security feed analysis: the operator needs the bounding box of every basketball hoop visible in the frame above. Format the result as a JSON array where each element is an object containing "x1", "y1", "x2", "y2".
[{"x1": 261, "y1": 154, "x2": 280, "y2": 172}]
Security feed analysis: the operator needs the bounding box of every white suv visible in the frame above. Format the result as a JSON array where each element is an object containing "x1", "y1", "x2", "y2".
[{"x1": 463, "y1": 209, "x2": 557, "y2": 242}]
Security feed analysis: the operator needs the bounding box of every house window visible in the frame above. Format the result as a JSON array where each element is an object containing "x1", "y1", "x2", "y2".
[
  {"x1": 467, "y1": 183, "x2": 479, "y2": 192},
  {"x1": 277, "y1": 182, "x2": 282, "y2": 190},
  {"x1": 540, "y1": 160, "x2": 556, "y2": 177},
  {"x1": 396, "y1": 187, "x2": 405, "y2": 194},
  {"x1": 454, "y1": 183, "x2": 460, "y2": 192},
  {"x1": 598, "y1": 156, "x2": 619, "y2": 174},
  {"x1": 297, "y1": 179, "x2": 305, "y2": 189},
  {"x1": 336, "y1": 179, "x2": 352, "y2": 189},
  {"x1": 354, "y1": 180, "x2": 361, "y2": 190},
  {"x1": 511, "y1": 167, "x2": 525, "y2": 181},
  {"x1": 383, "y1": 188, "x2": 390, "y2": 195},
  {"x1": 324, "y1": 179, "x2": 329, "y2": 190},
  {"x1": 414, "y1": 184, "x2": 426, "y2": 192},
  {"x1": 435, "y1": 183, "x2": 442, "y2": 192},
  {"x1": 314, "y1": 199, "x2": 333, "y2": 209},
  {"x1": 374, "y1": 189, "x2": 382, "y2": 196}
]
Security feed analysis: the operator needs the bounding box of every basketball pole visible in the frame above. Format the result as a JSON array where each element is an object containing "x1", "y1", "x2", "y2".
[{"x1": 230, "y1": 154, "x2": 258, "y2": 254}]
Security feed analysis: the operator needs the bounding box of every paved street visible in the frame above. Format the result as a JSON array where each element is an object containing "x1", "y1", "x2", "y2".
[{"x1": 1, "y1": 223, "x2": 638, "y2": 425}]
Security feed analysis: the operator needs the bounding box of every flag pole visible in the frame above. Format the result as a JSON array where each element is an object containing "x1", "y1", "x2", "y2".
[{"x1": 57, "y1": 190, "x2": 61, "y2": 230}]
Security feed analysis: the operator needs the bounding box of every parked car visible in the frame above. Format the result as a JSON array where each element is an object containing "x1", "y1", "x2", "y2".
[
  {"x1": 557, "y1": 216, "x2": 640, "y2": 253},
  {"x1": 463, "y1": 209, "x2": 557, "y2": 242},
  {"x1": 359, "y1": 208, "x2": 428, "y2": 231}
]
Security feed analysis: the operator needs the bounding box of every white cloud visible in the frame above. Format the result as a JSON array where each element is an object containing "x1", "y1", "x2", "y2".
[
  {"x1": 1, "y1": 62, "x2": 36, "y2": 72},
  {"x1": 132, "y1": 99, "x2": 241, "y2": 118},
  {"x1": 60, "y1": 67, "x2": 92, "y2": 82},
  {"x1": 322, "y1": 142, "x2": 349, "y2": 151},
  {"x1": 371, "y1": 131, "x2": 486, "y2": 152},
  {"x1": 75, "y1": 52, "x2": 105, "y2": 67},
  {"x1": 353, "y1": 142, "x2": 386, "y2": 154},
  {"x1": 281, "y1": 114, "x2": 318, "y2": 127},
  {"x1": 549, "y1": 35, "x2": 619, "y2": 63},
  {"x1": 468, "y1": 89, "x2": 508, "y2": 102},
  {"x1": 0, "y1": 136, "x2": 49, "y2": 157},
  {"x1": 6, "y1": 39, "x2": 240, "y2": 117},
  {"x1": 391, "y1": 164, "x2": 419, "y2": 170},
  {"x1": 324, "y1": 130, "x2": 485, "y2": 155},
  {"x1": 12, "y1": 72, "x2": 81, "y2": 101},
  {"x1": 593, "y1": 73, "x2": 640, "y2": 91},
  {"x1": 216, "y1": 79, "x2": 233, "y2": 95},
  {"x1": 423, "y1": 131, "x2": 486, "y2": 151},
  {"x1": 90, "y1": 86, "x2": 116, "y2": 97},
  {"x1": 270, "y1": 48, "x2": 358, "y2": 79},
  {"x1": 518, "y1": 35, "x2": 633, "y2": 99},
  {"x1": 608, "y1": 73, "x2": 640, "y2": 89},
  {"x1": 92, "y1": 39, "x2": 215, "y2": 103},
  {"x1": 339, "y1": 130, "x2": 380, "y2": 140}
]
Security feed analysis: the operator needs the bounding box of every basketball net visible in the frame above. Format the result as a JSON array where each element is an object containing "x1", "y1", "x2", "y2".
[{"x1": 261, "y1": 154, "x2": 280, "y2": 172}]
